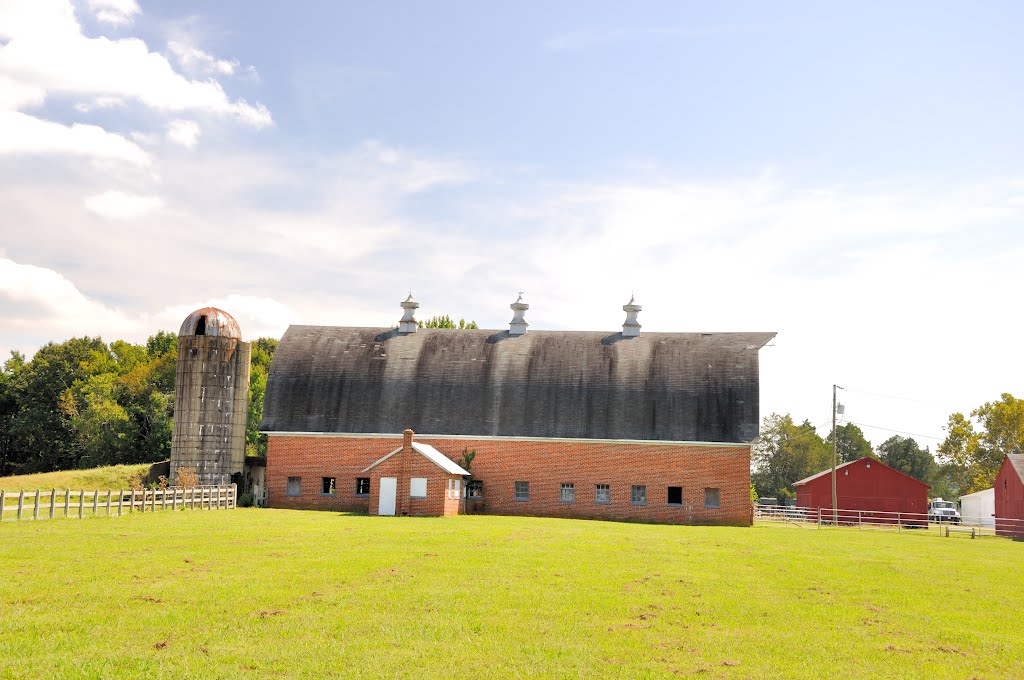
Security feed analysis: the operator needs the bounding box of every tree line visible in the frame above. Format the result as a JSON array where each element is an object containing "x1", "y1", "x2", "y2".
[
  {"x1": 752, "y1": 393, "x2": 1024, "y2": 502},
  {"x1": 0, "y1": 334, "x2": 277, "y2": 477}
]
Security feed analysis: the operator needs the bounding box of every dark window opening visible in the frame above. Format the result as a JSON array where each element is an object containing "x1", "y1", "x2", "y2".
[
  {"x1": 322, "y1": 477, "x2": 336, "y2": 495},
  {"x1": 667, "y1": 486, "x2": 683, "y2": 505},
  {"x1": 514, "y1": 481, "x2": 529, "y2": 501},
  {"x1": 286, "y1": 477, "x2": 301, "y2": 497},
  {"x1": 356, "y1": 478, "x2": 370, "y2": 496},
  {"x1": 704, "y1": 488, "x2": 721, "y2": 508},
  {"x1": 467, "y1": 480, "x2": 483, "y2": 498},
  {"x1": 196, "y1": 315, "x2": 207, "y2": 335}
]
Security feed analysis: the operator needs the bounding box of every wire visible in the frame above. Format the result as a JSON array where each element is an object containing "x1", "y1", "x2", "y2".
[{"x1": 846, "y1": 420, "x2": 943, "y2": 442}]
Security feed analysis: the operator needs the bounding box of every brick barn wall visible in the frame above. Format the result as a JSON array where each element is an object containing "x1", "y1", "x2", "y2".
[
  {"x1": 267, "y1": 434, "x2": 752, "y2": 526},
  {"x1": 366, "y1": 445, "x2": 463, "y2": 517}
]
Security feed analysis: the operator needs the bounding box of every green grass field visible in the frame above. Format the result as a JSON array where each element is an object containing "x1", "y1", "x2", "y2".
[
  {"x1": 0, "y1": 463, "x2": 153, "y2": 495},
  {"x1": 1, "y1": 510, "x2": 1022, "y2": 679}
]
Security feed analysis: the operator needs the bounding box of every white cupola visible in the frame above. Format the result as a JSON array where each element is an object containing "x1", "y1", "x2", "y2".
[
  {"x1": 622, "y1": 296, "x2": 641, "y2": 337},
  {"x1": 399, "y1": 292, "x2": 420, "y2": 333},
  {"x1": 509, "y1": 293, "x2": 529, "y2": 336}
]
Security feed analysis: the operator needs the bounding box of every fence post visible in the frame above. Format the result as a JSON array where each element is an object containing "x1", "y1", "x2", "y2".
[
  {"x1": 33, "y1": 489, "x2": 40, "y2": 520},
  {"x1": 897, "y1": 512, "x2": 901, "y2": 532},
  {"x1": 107, "y1": 490, "x2": 112, "y2": 516},
  {"x1": 118, "y1": 489, "x2": 124, "y2": 516},
  {"x1": 130, "y1": 489, "x2": 136, "y2": 514},
  {"x1": 50, "y1": 489, "x2": 56, "y2": 519},
  {"x1": 231, "y1": 483, "x2": 237, "y2": 509},
  {"x1": 161, "y1": 488, "x2": 167, "y2": 511},
  {"x1": 190, "y1": 487, "x2": 196, "y2": 510},
  {"x1": 17, "y1": 490, "x2": 24, "y2": 520},
  {"x1": 93, "y1": 490, "x2": 99, "y2": 516},
  {"x1": 0, "y1": 489, "x2": 5, "y2": 521},
  {"x1": 78, "y1": 489, "x2": 84, "y2": 519},
  {"x1": 64, "y1": 489, "x2": 70, "y2": 517}
]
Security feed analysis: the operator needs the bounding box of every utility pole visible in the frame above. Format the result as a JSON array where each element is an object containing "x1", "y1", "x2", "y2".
[{"x1": 831, "y1": 384, "x2": 844, "y2": 524}]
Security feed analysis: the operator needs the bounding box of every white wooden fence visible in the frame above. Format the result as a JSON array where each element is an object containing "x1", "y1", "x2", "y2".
[{"x1": 0, "y1": 484, "x2": 236, "y2": 522}]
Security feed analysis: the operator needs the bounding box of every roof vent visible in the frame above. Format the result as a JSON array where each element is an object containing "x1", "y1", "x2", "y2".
[
  {"x1": 622, "y1": 296, "x2": 642, "y2": 337},
  {"x1": 509, "y1": 293, "x2": 529, "y2": 336},
  {"x1": 399, "y1": 292, "x2": 419, "y2": 333}
]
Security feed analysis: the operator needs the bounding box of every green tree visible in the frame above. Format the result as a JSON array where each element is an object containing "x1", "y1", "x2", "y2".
[
  {"x1": 419, "y1": 315, "x2": 479, "y2": 329},
  {"x1": 825, "y1": 423, "x2": 875, "y2": 463},
  {"x1": 937, "y1": 393, "x2": 1024, "y2": 494},
  {"x1": 751, "y1": 413, "x2": 831, "y2": 500},
  {"x1": 877, "y1": 435, "x2": 935, "y2": 483},
  {"x1": 246, "y1": 337, "x2": 278, "y2": 457}
]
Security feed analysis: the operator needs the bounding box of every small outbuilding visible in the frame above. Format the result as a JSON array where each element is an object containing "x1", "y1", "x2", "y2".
[
  {"x1": 958, "y1": 487, "x2": 995, "y2": 527},
  {"x1": 363, "y1": 429, "x2": 470, "y2": 517},
  {"x1": 794, "y1": 457, "x2": 929, "y2": 523},
  {"x1": 994, "y1": 454, "x2": 1024, "y2": 539}
]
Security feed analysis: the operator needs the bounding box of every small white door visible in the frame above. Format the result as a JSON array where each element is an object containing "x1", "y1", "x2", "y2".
[{"x1": 378, "y1": 477, "x2": 397, "y2": 516}]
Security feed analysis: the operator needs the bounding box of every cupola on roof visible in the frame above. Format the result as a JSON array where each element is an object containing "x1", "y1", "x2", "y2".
[{"x1": 178, "y1": 307, "x2": 243, "y2": 339}]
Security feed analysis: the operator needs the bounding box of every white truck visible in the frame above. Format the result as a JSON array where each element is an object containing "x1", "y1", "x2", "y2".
[{"x1": 928, "y1": 498, "x2": 961, "y2": 524}]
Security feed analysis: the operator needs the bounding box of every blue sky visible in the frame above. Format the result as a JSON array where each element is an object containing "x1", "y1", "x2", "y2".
[{"x1": 2, "y1": 0, "x2": 1023, "y2": 451}]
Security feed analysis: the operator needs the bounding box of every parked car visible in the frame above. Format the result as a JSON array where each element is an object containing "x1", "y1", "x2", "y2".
[{"x1": 928, "y1": 498, "x2": 961, "y2": 524}]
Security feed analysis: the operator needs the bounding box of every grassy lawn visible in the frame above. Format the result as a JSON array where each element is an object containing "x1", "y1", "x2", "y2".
[
  {"x1": 0, "y1": 463, "x2": 153, "y2": 495},
  {"x1": 1, "y1": 510, "x2": 1022, "y2": 679}
]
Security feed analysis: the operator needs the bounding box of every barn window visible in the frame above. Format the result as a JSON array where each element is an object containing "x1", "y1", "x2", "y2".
[
  {"x1": 447, "y1": 479, "x2": 461, "y2": 500},
  {"x1": 514, "y1": 481, "x2": 529, "y2": 501},
  {"x1": 667, "y1": 486, "x2": 683, "y2": 505},
  {"x1": 355, "y1": 478, "x2": 370, "y2": 496},
  {"x1": 595, "y1": 484, "x2": 611, "y2": 504},
  {"x1": 704, "y1": 488, "x2": 721, "y2": 508},
  {"x1": 195, "y1": 315, "x2": 207, "y2": 335},
  {"x1": 560, "y1": 483, "x2": 576, "y2": 503},
  {"x1": 321, "y1": 477, "x2": 336, "y2": 495},
  {"x1": 410, "y1": 477, "x2": 427, "y2": 498},
  {"x1": 286, "y1": 477, "x2": 301, "y2": 496},
  {"x1": 466, "y1": 480, "x2": 483, "y2": 498},
  {"x1": 631, "y1": 485, "x2": 647, "y2": 505}
]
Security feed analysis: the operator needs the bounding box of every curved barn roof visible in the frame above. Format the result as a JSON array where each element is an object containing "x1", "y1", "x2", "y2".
[{"x1": 260, "y1": 326, "x2": 775, "y2": 443}]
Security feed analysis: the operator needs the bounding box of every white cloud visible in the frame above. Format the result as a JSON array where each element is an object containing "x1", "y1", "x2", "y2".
[
  {"x1": 166, "y1": 119, "x2": 200, "y2": 149},
  {"x1": 84, "y1": 190, "x2": 163, "y2": 218},
  {"x1": 167, "y1": 40, "x2": 238, "y2": 76},
  {"x1": 86, "y1": 0, "x2": 140, "y2": 26},
  {"x1": 73, "y1": 95, "x2": 125, "y2": 112},
  {"x1": 0, "y1": 0, "x2": 272, "y2": 126},
  {"x1": 0, "y1": 110, "x2": 149, "y2": 164},
  {"x1": 154, "y1": 295, "x2": 298, "y2": 342}
]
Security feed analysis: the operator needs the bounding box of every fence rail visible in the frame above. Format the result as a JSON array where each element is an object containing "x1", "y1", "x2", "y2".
[
  {"x1": 755, "y1": 504, "x2": 1024, "y2": 539},
  {"x1": 0, "y1": 485, "x2": 236, "y2": 522}
]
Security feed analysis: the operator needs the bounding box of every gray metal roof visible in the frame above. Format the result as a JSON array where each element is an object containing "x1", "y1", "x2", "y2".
[
  {"x1": 1008, "y1": 454, "x2": 1024, "y2": 482},
  {"x1": 261, "y1": 326, "x2": 775, "y2": 443}
]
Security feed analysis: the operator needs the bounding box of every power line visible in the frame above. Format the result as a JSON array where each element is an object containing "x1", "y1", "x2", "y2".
[{"x1": 846, "y1": 420, "x2": 943, "y2": 442}]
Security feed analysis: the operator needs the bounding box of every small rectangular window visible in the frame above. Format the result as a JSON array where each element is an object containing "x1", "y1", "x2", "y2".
[
  {"x1": 560, "y1": 483, "x2": 576, "y2": 503},
  {"x1": 447, "y1": 478, "x2": 461, "y2": 500},
  {"x1": 704, "y1": 488, "x2": 721, "y2": 509},
  {"x1": 410, "y1": 477, "x2": 427, "y2": 498},
  {"x1": 355, "y1": 478, "x2": 370, "y2": 496},
  {"x1": 667, "y1": 486, "x2": 683, "y2": 505},
  {"x1": 595, "y1": 484, "x2": 611, "y2": 504},
  {"x1": 321, "y1": 477, "x2": 336, "y2": 495},
  {"x1": 466, "y1": 480, "x2": 483, "y2": 498},
  {"x1": 514, "y1": 481, "x2": 529, "y2": 501},
  {"x1": 631, "y1": 485, "x2": 647, "y2": 505},
  {"x1": 286, "y1": 477, "x2": 301, "y2": 497}
]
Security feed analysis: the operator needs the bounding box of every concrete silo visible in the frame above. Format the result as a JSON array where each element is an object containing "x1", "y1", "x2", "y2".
[{"x1": 170, "y1": 307, "x2": 251, "y2": 486}]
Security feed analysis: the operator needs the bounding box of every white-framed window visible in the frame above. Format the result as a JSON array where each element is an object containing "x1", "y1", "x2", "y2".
[
  {"x1": 321, "y1": 477, "x2": 336, "y2": 495},
  {"x1": 447, "y1": 478, "x2": 461, "y2": 500},
  {"x1": 286, "y1": 477, "x2": 301, "y2": 497},
  {"x1": 631, "y1": 485, "x2": 647, "y2": 505},
  {"x1": 667, "y1": 486, "x2": 683, "y2": 506},
  {"x1": 355, "y1": 478, "x2": 370, "y2": 496},
  {"x1": 704, "y1": 488, "x2": 721, "y2": 509},
  {"x1": 410, "y1": 477, "x2": 427, "y2": 499},
  {"x1": 514, "y1": 481, "x2": 529, "y2": 501},
  {"x1": 595, "y1": 484, "x2": 611, "y2": 504},
  {"x1": 560, "y1": 483, "x2": 575, "y2": 503}
]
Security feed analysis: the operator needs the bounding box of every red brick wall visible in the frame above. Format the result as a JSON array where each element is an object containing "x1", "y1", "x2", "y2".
[
  {"x1": 366, "y1": 444, "x2": 462, "y2": 517},
  {"x1": 267, "y1": 435, "x2": 752, "y2": 525}
]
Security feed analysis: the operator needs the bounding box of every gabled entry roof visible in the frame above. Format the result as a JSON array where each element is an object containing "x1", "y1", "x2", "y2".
[{"x1": 362, "y1": 442, "x2": 470, "y2": 476}]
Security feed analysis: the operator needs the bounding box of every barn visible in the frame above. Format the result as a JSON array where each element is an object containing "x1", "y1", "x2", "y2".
[
  {"x1": 958, "y1": 487, "x2": 995, "y2": 527},
  {"x1": 794, "y1": 457, "x2": 930, "y2": 523},
  {"x1": 259, "y1": 295, "x2": 775, "y2": 525},
  {"x1": 994, "y1": 454, "x2": 1024, "y2": 539}
]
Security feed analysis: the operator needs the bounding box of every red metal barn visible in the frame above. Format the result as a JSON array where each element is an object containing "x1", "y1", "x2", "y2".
[
  {"x1": 794, "y1": 458, "x2": 930, "y2": 525},
  {"x1": 994, "y1": 455, "x2": 1024, "y2": 539}
]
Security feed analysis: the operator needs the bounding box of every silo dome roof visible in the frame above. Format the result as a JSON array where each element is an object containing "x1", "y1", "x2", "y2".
[{"x1": 178, "y1": 307, "x2": 243, "y2": 339}]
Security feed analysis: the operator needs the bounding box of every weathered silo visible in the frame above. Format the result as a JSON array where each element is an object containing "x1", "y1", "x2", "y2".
[{"x1": 170, "y1": 307, "x2": 251, "y2": 486}]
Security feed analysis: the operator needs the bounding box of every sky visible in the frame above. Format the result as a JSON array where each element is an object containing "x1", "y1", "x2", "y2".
[{"x1": 1, "y1": 0, "x2": 1023, "y2": 450}]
